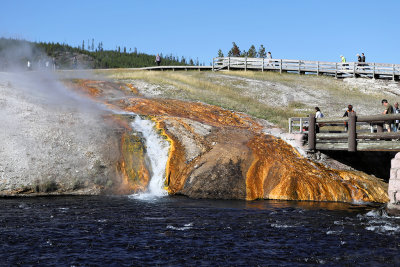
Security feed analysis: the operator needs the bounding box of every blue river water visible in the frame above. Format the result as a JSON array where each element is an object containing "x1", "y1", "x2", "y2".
[{"x1": 0, "y1": 196, "x2": 399, "y2": 266}]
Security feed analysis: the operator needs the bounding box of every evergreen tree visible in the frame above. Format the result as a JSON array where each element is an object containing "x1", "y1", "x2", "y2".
[
  {"x1": 124, "y1": 47, "x2": 126, "y2": 53},
  {"x1": 82, "y1": 40, "x2": 85, "y2": 50},
  {"x1": 228, "y1": 42, "x2": 240, "y2": 57},
  {"x1": 247, "y1": 45, "x2": 257, "y2": 58},
  {"x1": 217, "y1": 49, "x2": 224, "y2": 57},
  {"x1": 91, "y1": 38, "x2": 94, "y2": 51},
  {"x1": 241, "y1": 50, "x2": 247, "y2": 57},
  {"x1": 258, "y1": 44, "x2": 266, "y2": 58},
  {"x1": 189, "y1": 58, "x2": 194, "y2": 65}
]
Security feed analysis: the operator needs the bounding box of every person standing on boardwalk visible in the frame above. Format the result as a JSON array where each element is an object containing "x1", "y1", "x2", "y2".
[
  {"x1": 394, "y1": 102, "x2": 400, "y2": 132},
  {"x1": 361, "y1": 53, "x2": 366, "y2": 62},
  {"x1": 340, "y1": 55, "x2": 348, "y2": 69},
  {"x1": 343, "y1": 104, "x2": 356, "y2": 132},
  {"x1": 315, "y1": 107, "x2": 324, "y2": 133},
  {"x1": 267, "y1": 52, "x2": 272, "y2": 67},
  {"x1": 155, "y1": 54, "x2": 161, "y2": 66},
  {"x1": 357, "y1": 54, "x2": 361, "y2": 62},
  {"x1": 382, "y1": 99, "x2": 394, "y2": 132}
]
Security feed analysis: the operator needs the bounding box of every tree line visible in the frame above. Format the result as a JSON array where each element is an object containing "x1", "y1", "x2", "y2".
[
  {"x1": 0, "y1": 37, "x2": 201, "y2": 69},
  {"x1": 217, "y1": 42, "x2": 268, "y2": 58}
]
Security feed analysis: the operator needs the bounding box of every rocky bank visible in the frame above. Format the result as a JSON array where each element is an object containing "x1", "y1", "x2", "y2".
[{"x1": 0, "y1": 71, "x2": 389, "y2": 203}]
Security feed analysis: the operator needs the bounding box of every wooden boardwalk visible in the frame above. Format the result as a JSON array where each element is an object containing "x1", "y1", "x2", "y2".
[
  {"x1": 289, "y1": 114, "x2": 400, "y2": 152},
  {"x1": 213, "y1": 57, "x2": 400, "y2": 80},
  {"x1": 138, "y1": 65, "x2": 212, "y2": 71}
]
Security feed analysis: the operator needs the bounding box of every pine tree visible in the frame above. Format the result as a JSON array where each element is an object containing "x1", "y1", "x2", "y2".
[
  {"x1": 258, "y1": 44, "x2": 266, "y2": 58},
  {"x1": 247, "y1": 45, "x2": 257, "y2": 58},
  {"x1": 217, "y1": 49, "x2": 224, "y2": 57},
  {"x1": 82, "y1": 40, "x2": 85, "y2": 50},
  {"x1": 228, "y1": 42, "x2": 240, "y2": 57},
  {"x1": 124, "y1": 47, "x2": 126, "y2": 53},
  {"x1": 91, "y1": 38, "x2": 94, "y2": 51}
]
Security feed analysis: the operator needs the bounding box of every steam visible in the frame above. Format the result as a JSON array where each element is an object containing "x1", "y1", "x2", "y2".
[{"x1": 0, "y1": 42, "x2": 118, "y2": 193}]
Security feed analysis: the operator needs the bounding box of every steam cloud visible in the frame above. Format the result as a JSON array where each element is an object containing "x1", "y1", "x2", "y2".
[{"x1": 0, "y1": 43, "x2": 119, "y2": 193}]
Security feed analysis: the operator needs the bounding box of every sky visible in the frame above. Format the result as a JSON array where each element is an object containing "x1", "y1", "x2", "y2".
[{"x1": 1, "y1": 0, "x2": 400, "y2": 65}]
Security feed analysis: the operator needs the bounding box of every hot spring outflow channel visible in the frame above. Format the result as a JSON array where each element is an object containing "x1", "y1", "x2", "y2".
[{"x1": 129, "y1": 115, "x2": 170, "y2": 199}]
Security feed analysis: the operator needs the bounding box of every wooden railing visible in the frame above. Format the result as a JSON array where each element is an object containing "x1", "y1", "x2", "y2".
[
  {"x1": 304, "y1": 114, "x2": 400, "y2": 152},
  {"x1": 212, "y1": 57, "x2": 400, "y2": 80}
]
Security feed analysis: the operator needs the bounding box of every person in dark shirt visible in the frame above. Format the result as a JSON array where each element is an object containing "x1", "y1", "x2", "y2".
[
  {"x1": 382, "y1": 99, "x2": 394, "y2": 132},
  {"x1": 343, "y1": 104, "x2": 356, "y2": 132},
  {"x1": 361, "y1": 53, "x2": 366, "y2": 62}
]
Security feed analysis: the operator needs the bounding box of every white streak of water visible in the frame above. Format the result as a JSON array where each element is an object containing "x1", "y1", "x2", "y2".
[{"x1": 128, "y1": 115, "x2": 170, "y2": 200}]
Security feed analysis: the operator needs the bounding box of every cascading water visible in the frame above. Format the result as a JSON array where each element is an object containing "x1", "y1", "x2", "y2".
[{"x1": 129, "y1": 115, "x2": 170, "y2": 199}]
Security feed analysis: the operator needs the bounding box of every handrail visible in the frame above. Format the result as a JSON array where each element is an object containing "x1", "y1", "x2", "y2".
[
  {"x1": 212, "y1": 57, "x2": 400, "y2": 80},
  {"x1": 306, "y1": 113, "x2": 400, "y2": 152}
]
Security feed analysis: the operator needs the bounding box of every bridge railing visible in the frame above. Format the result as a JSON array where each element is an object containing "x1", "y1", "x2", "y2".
[
  {"x1": 212, "y1": 57, "x2": 400, "y2": 80},
  {"x1": 305, "y1": 113, "x2": 400, "y2": 152}
]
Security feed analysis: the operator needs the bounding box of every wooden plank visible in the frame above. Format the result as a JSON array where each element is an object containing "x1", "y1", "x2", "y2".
[{"x1": 317, "y1": 141, "x2": 400, "y2": 151}]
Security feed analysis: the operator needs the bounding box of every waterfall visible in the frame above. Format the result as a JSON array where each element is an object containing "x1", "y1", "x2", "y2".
[{"x1": 129, "y1": 115, "x2": 170, "y2": 200}]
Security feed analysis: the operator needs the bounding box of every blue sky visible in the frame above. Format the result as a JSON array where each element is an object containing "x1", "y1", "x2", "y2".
[{"x1": 2, "y1": 0, "x2": 399, "y2": 65}]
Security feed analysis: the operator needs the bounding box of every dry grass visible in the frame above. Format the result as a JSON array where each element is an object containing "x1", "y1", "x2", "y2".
[{"x1": 103, "y1": 70, "x2": 304, "y2": 128}]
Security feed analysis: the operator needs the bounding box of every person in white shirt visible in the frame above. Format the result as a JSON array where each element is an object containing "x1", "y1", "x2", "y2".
[{"x1": 315, "y1": 106, "x2": 324, "y2": 133}]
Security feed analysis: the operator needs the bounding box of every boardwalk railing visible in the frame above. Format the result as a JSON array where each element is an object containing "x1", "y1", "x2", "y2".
[
  {"x1": 212, "y1": 57, "x2": 400, "y2": 80},
  {"x1": 298, "y1": 114, "x2": 400, "y2": 152}
]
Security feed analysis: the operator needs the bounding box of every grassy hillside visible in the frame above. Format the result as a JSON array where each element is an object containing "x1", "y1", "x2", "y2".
[{"x1": 97, "y1": 69, "x2": 400, "y2": 129}]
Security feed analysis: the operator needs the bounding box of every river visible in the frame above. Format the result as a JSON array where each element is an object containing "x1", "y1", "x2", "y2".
[{"x1": 1, "y1": 196, "x2": 399, "y2": 266}]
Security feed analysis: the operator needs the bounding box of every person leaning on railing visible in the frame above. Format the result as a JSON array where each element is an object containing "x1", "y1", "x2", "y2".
[
  {"x1": 394, "y1": 102, "x2": 400, "y2": 132},
  {"x1": 382, "y1": 99, "x2": 394, "y2": 132},
  {"x1": 343, "y1": 104, "x2": 356, "y2": 132}
]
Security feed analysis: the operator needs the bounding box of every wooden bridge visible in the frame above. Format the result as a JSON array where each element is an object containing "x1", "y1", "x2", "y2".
[
  {"x1": 212, "y1": 57, "x2": 400, "y2": 80},
  {"x1": 289, "y1": 114, "x2": 400, "y2": 152}
]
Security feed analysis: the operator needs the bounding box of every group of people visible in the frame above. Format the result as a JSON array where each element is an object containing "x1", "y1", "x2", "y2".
[
  {"x1": 26, "y1": 57, "x2": 56, "y2": 71},
  {"x1": 314, "y1": 99, "x2": 400, "y2": 133},
  {"x1": 340, "y1": 53, "x2": 366, "y2": 63}
]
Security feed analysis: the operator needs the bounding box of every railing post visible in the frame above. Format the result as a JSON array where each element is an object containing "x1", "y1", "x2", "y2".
[
  {"x1": 262, "y1": 58, "x2": 264, "y2": 72},
  {"x1": 353, "y1": 62, "x2": 356, "y2": 78},
  {"x1": 245, "y1": 57, "x2": 247, "y2": 71},
  {"x1": 348, "y1": 113, "x2": 357, "y2": 152},
  {"x1": 212, "y1": 58, "x2": 214, "y2": 72},
  {"x1": 308, "y1": 114, "x2": 316, "y2": 151},
  {"x1": 393, "y1": 64, "x2": 396, "y2": 81},
  {"x1": 300, "y1": 118, "x2": 303, "y2": 133},
  {"x1": 335, "y1": 62, "x2": 338, "y2": 78},
  {"x1": 288, "y1": 118, "x2": 292, "y2": 134},
  {"x1": 298, "y1": 60, "x2": 301, "y2": 75},
  {"x1": 373, "y1": 63, "x2": 376, "y2": 79},
  {"x1": 228, "y1": 57, "x2": 230, "y2": 71},
  {"x1": 280, "y1": 59, "x2": 283, "y2": 74},
  {"x1": 317, "y1": 61, "x2": 319, "y2": 76}
]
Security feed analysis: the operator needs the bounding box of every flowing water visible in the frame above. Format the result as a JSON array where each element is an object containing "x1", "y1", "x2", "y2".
[
  {"x1": 129, "y1": 115, "x2": 169, "y2": 200},
  {"x1": 0, "y1": 196, "x2": 399, "y2": 266}
]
